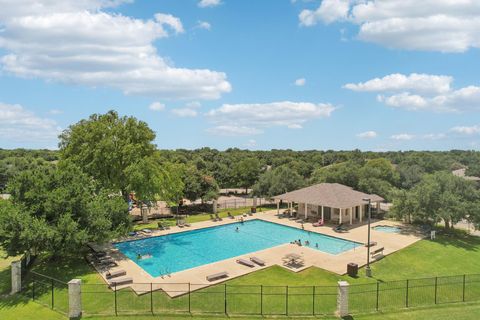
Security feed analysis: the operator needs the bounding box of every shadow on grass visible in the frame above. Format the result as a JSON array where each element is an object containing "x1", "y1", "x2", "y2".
[{"x1": 433, "y1": 233, "x2": 480, "y2": 252}]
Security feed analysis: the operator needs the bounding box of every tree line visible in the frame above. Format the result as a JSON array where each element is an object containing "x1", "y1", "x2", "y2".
[{"x1": 1, "y1": 111, "x2": 479, "y2": 258}]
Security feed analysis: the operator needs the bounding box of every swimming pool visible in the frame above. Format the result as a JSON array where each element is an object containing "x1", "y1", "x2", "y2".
[
  {"x1": 372, "y1": 225, "x2": 401, "y2": 233},
  {"x1": 115, "y1": 219, "x2": 361, "y2": 277}
]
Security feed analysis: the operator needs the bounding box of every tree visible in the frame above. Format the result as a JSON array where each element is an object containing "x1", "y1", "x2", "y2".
[
  {"x1": 182, "y1": 165, "x2": 219, "y2": 203},
  {"x1": 233, "y1": 158, "x2": 262, "y2": 193},
  {"x1": 310, "y1": 161, "x2": 362, "y2": 188},
  {"x1": 0, "y1": 163, "x2": 130, "y2": 257},
  {"x1": 253, "y1": 165, "x2": 304, "y2": 198},
  {"x1": 391, "y1": 171, "x2": 480, "y2": 229},
  {"x1": 59, "y1": 110, "x2": 156, "y2": 200}
]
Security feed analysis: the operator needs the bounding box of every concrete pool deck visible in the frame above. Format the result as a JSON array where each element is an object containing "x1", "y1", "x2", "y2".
[{"x1": 92, "y1": 210, "x2": 424, "y2": 297}]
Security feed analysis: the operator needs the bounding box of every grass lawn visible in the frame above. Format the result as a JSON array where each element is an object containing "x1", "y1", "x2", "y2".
[
  {"x1": 0, "y1": 249, "x2": 20, "y2": 295},
  {"x1": 1, "y1": 232, "x2": 480, "y2": 319}
]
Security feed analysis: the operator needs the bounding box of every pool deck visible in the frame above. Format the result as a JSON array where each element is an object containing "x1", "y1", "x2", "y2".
[{"x1": 92, "y1": 210, "x2": 424, "y2": 297}]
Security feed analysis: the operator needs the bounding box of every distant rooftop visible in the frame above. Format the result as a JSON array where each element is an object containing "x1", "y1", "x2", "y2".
[{"x1": 452, "y1": 168, "x2": 480, "y2": 181}]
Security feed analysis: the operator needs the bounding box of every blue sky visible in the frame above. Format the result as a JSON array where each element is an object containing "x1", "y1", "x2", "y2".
[{"x1": 0, "y1": 0, "x2": 479, "y2": 150}]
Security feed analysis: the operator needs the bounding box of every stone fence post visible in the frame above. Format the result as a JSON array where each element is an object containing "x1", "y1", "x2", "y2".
[
  {"x1": 10, "y1": 260, "x2": 22, "y2": 294},
  {"x1": 336, "y1": 280, "x2": 349, "y2": 317},
  {"x1": 68, "y1": 279, "x2": 82, "y2": 318}
]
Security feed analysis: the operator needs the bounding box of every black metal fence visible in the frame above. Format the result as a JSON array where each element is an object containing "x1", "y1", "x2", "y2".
[
  {"x1": 80, "y1": 282, "x2": 338, "y2": 316},
  {"x1": 22, "y1": 271, "x2": 69, "y2": 315},
  {"x1": 349, "y1": 274, "x2": 480, "y2": 314},
  {"x1": 22, "y1": 272, "x2": 480, "y2": 317}
]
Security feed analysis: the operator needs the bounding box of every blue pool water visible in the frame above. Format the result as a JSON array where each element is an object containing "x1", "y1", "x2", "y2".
[
  {"x1": 114, "y1": 219, "x2": 361, "y2": 277},
  {"x1": 373, "y1": 225, "x2": 401, "y2": 233}
]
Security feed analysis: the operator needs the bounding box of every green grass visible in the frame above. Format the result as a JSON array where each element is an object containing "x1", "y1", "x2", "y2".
[
  {"x1": 133, "y1": 206, "x2": 274, "y2": 231},
  {"x1": 1, "y1": 232, "x2": 480, "y2": 319}
]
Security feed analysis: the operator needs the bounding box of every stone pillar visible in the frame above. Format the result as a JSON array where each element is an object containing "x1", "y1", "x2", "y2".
[
  {"x1": 252, "y1": 197, "x2": 257, "y2": 209},
  {"x1": 376, "y1": 201, "x2": 381, "y2": 214},
  {"x1": 10, "y1": 260, "x2": 21, "y2": 295},
  {"x1": 336, "y1": 280, "x2": 349, "y2": 317},
  {"x1": 276, "y1": 201, "x2": 280, "y2": 215},
  {"x1": 359, "y1": 205, "x2": 363, "y2": 223},
  {"x1": 141, "y1": 204, "x2": 148, "y2": 223},
  {"x1": 350, "y1": 207, "x2": 353, "y2": 225},
  {"x1": 213, "y1": 200, "x2": 217, "y2": 214},
  {"x1": 339, "y1": 209, "x2": 342, "y2": 224},
  {"x1": 68, "y1": 279, "x2": 82, "y2": 319},
  {"x1": 321, "y1": 206, "x2": 324, "y2": 222}
]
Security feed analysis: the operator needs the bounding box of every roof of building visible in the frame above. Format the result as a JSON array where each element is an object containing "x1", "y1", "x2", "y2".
[{"x1": 273, "y1": 183, "x2": 384, "y2": 209}]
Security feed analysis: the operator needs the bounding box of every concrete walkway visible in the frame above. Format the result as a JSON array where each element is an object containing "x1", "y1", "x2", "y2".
[{"x1": 93, "y1": 210, "x2": 424, "y2": 297}]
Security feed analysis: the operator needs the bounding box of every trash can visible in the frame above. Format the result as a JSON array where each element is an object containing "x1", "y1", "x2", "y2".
[
  {"x1": 251, "y1": 207, "x2": 256, "y2": 213},
  {"x1": 347, "y1": 263, "x2": 358, "y2": 277}
]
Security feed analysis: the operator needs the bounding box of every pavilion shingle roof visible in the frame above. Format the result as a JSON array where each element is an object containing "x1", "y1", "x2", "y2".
[{"x1": 273, "y1": 183, "x2": 384, "y2": 209}]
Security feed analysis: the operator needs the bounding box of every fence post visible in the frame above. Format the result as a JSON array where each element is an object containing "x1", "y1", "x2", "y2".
[
  {"x1": 434, "y1": 277, "x2": 438, "y2": 304},
  {"x1": 336, "y1": 281, "x2": 349, "y2": 318},
  {"x1": 150, "y1": 283, "x2": 153, "y2": 315},
  {"x1": 10, "y1": 260, "x2": 22, "y2": 295},
  {"x1": 224, "y1": 284, "x2": 227, "y2": 315},
  {"x1": 51, "y1": 279, "x2": 54, "y2": 309},
  {"x1": 462, "y1": 275, "x2": 466, "y2": 302},
  {"x1": 188, "y1": 283, "x2": 191, "y2": 314},
  {"x1": 405, "y1": 279, "x2": 409, "y2": 308},
  {"x1": 312, "y1": 286, "x2": 315, "y2": 315},
  {"x1": 376, "y1": 282, "x2": 379, "y2": 311},
  {"x1": 285, "y1": 286, "x2": 288, "y2": 315},
  {"x1": 114, "y1": 283, "x2": 117, "y2": 316},
  {"x1": 68, "y1": 279, "x2": 82, "y2": 319},
  {"x1": 260, "y1": 285, "x2": 263, "y2": 315}
]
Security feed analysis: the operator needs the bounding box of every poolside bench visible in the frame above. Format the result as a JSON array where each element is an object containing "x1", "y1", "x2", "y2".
[
  {"x1": 106, "y1": 269, "x2": 127, "y2": 279},
  {"x1": 370, "y1": 247, "x2": 384, "y2": 259},
  {"x1": 250, "y1": 257, "x2": 265, "y2": 266},
  {"x1": 236, "y1": 259, "x2": 255, "y2": 268},
  {"x1": 108, "y1": 277, "x2": 133, "y2": 287},
  {"x1": 206, "y1": 272, "x2": 228, "y2": 282}
]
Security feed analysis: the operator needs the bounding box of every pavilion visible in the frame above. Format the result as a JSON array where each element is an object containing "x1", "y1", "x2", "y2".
[{"x1": 273, "y1": 183, "x2": 384, "y2": 225}]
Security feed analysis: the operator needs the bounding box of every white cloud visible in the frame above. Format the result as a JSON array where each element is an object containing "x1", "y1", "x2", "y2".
[
  {"x1": 0, "y1": 1, "x2": 231, "y2": 100},
  {"x1": 294, "y1": 78, "x2": 306, "y2": 86},
  {"x1": 186, "y1": 101, "x2": 202, "y2": 108},
  {"x1": 171, "y1": 108, "x2": 198, "y2": 117},
  {"x1": 423, "y1": 133, "x2": 446, "y2": 140},
  {"x1": 198, "y1": 0, "x2": 221, "y2": 8},
  {"x1": 345, "y1": 73, "x2": 480, "y2": 112},
  {"x1": 356, "y1": 131, "x2": 377, "y2": 139},
  {"x1": 299, "y1": 0, "x2": 480, "y2": 52},
  {"x1": 207, "y1": 126, "x2": 262, "y2": 136},
  {"x1": 196, "y1": 21, "x2": 211, "y2": 30},
  {"x1": 149, "y1": 102, "x2": 165, "y2": 111},
  {"x1": 206, "y1": 101, "x2": 335, "y2": 136},
  {"x1": 299, "y1": 0, "x2": 350, "y2": 26},
  {"x1": 154, "y1": 13, "x2": 184, "y2": 34},
  {"x1": 450, "y1": 125, "x2": 480, "y2": 135},
  {"x1": 345, "y1": 73, "x2": 452, "y2": 94},
  {"x1": 0, "y1": 102, "x2": 60, "y2": 142},
  {"x1": 391, "y1": 133, "x2": 415, "y2": 141}
]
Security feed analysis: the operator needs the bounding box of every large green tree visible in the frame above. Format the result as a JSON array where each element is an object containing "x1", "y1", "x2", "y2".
[
  {"x1": 182, "y1": 165, "x2": 219, "y2": 203},
  {"x1": 391, "y1": 171, "x2": 480, "y2": 229},
  {"x1": 253, "y1": 165, "x2": 305, "y2": 198},
  {"x1": 0, "y1": 163, "x2": 129, "y2": 257},
  {"x1": 59, "y1": 110, "x2": 156, "y2": 199},
  {"x1": 233, "y1": 158, "x2": 262, "y2": 193}
]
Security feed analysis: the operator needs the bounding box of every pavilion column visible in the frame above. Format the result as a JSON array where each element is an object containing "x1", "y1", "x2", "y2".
[
  {"x1": 277, "y1": 201, "x2": 280, "y2": 215},
  {"x1": 304, "y1": 203, "x2": 308, "y2": 219},
  {"x1": 376, "y1": 201, "x2": 381, "y2": 214},
  {"x1": 339, "y1": 208, "x2": 342, "y2": 224},
  {"x1": 350, "y1": 207, "x2": 353, "y2": 225},
  {"x1": 359, "y1": 205, "x2": 363, "y2": 223},
  {"x1": 321, "y1": 206, "x2": 324, "y2": 222}
]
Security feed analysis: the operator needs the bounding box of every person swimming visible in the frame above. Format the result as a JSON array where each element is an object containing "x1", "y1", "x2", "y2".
[
  {"x1": 236, "y1": 227, "x2": 239, "y2": 232},
  {"x1": 305, "y1": 240, "x2": 310, "y2": 246}
]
